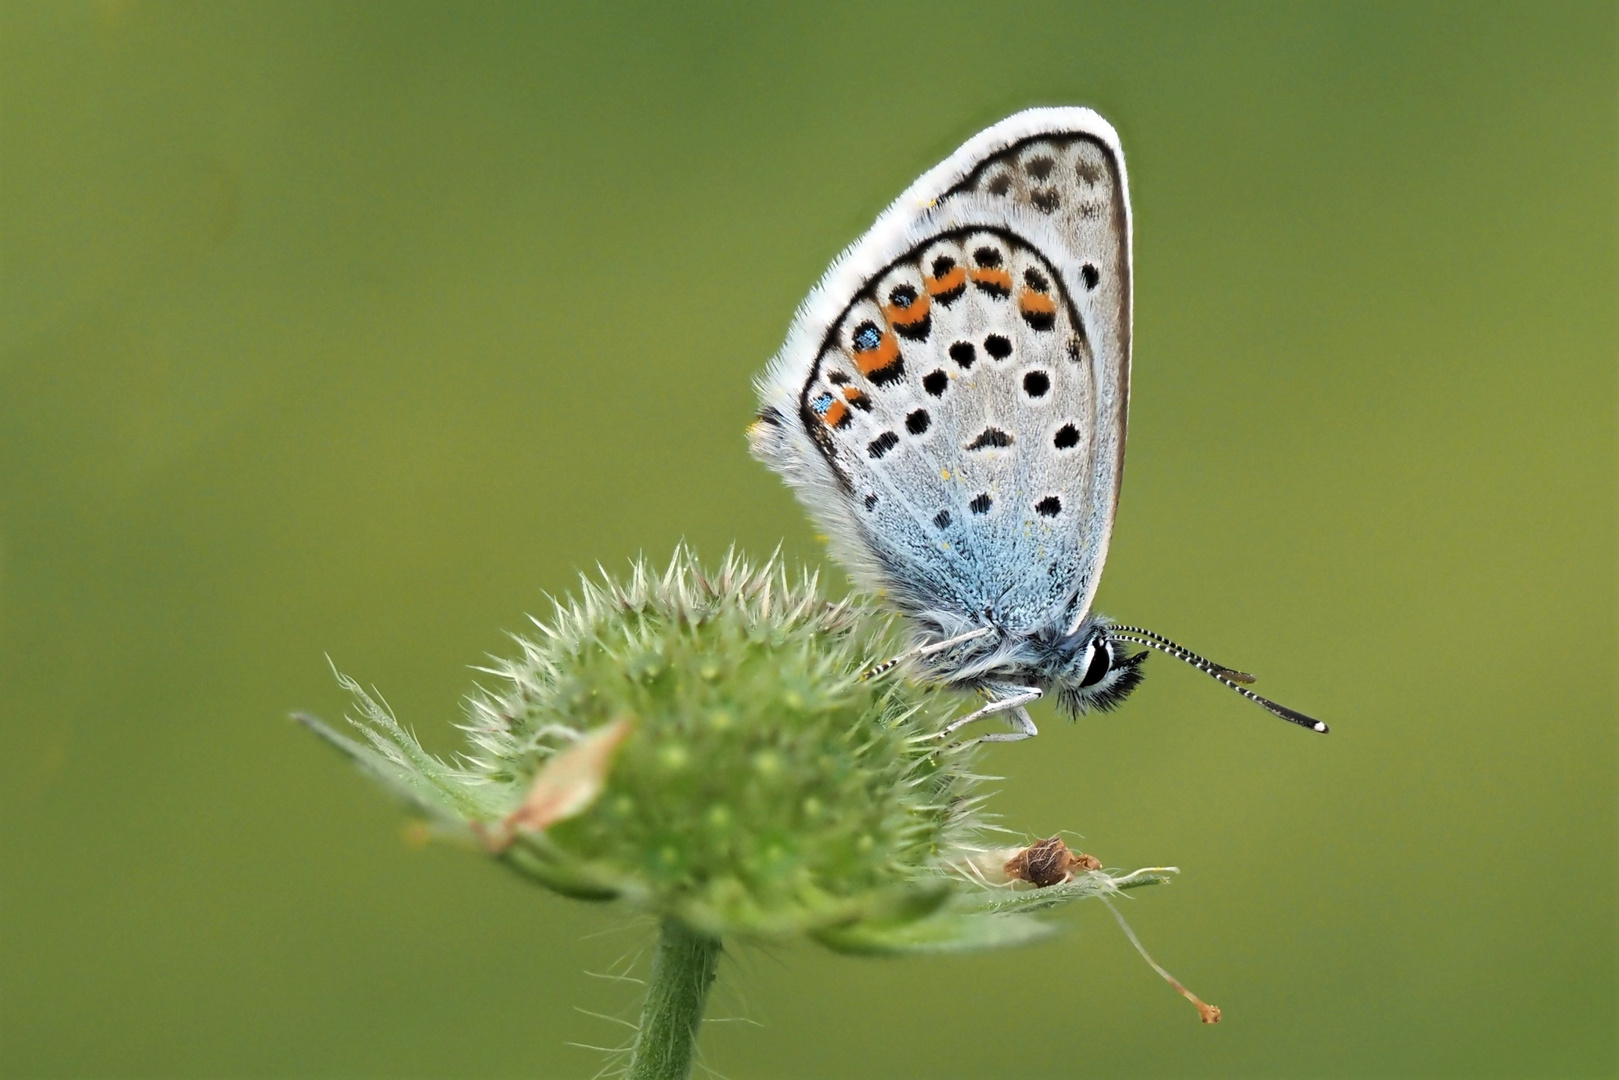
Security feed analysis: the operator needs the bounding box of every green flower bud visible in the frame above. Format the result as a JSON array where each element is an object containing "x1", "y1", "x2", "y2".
[{"x1": 298, "y1": 547, "x2": 1172, "y2": 952}]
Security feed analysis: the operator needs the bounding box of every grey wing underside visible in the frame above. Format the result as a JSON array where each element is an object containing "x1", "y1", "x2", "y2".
[{"x1": 752, "y1": 121, "x2": 1131, "y2": 638}]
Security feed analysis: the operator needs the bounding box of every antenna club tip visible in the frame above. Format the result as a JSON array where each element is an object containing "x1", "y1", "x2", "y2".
[{"x1": 1312, "y1": 721, "x2": 1329, "y2": 734}]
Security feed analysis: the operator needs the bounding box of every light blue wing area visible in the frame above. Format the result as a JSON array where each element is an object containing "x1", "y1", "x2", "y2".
[
  {"x1": 799, "y1": 227, "x2": 1097, "y2": 633},
  {"x1": 755, "y1": 127, "x2": 1131, "y2": 637}
]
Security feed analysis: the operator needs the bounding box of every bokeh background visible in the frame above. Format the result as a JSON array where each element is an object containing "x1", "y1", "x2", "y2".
[{"x1": 2, "y1": 2, "x2": 1613, "y2": 1077}]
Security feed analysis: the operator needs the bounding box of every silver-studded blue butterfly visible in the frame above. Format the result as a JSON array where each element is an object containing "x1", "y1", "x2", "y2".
[{"x1": 750, "y1": 108, "x2": 1327, "y2": 743}]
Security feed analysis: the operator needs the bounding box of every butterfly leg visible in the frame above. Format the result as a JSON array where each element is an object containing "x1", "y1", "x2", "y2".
[
  {"x1": 932, "y1": 687, "x2": 1043, "y2": 741},
  {"x1": 974, "y1": 705, "x2": 1039, "y2": 744},
  {"x1": 863, "y1": 625, "x2": 995, "y2": 681}
]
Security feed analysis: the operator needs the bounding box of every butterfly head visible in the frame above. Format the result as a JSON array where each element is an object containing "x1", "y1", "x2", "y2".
[{"x1": 1051, "y1": 622, "x2": 1147, "y2": 716}]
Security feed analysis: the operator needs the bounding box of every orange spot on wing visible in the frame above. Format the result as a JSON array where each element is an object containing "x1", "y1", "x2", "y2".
[
  {"x1": 884, "y1": 292, "x2": 931, "y2": 328},
  {"x1": 854, "y1": 332, "x2": 900, "y2": 377},
  {"x1": 1019, "y1": 290, "x2": 1057, "y2": 316},
  {"x1": 970, "y1": 267, "x2": 1013, "y2": 293},
  {"x1": 843, "y1": 387, "x2": 866, "y2": 404},
  {"x1": 924, "y1": 265, "x2": 966, "y2": 297},
  {"x1": 822, "y1": 399, "x2": 848, "y2": 428}
]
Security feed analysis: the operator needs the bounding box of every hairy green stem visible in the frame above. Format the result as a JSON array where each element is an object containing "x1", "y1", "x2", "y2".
[{"x1": 626, "y1": 919, "x2": 722, "y2": 1080}]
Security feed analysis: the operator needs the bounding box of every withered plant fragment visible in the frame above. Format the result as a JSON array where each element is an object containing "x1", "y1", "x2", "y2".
[{"x1": 1003, "y1": 836, "x2": 1103, "y2": 887}]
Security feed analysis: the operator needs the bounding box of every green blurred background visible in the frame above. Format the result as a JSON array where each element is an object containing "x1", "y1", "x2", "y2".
[{"x1": 2, "y1": 2, "x2": 1613, "y2": 1077}]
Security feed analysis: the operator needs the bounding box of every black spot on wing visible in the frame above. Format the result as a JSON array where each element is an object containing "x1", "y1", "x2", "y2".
[
  {"x1": 923, "y1": 370, "x2": 948, "y2": 396},
  {"x1": 1024, "y1": 156, "x2": 1055, "y2": 180},
  {"x1": 969, "y1": 493, "x2": 992, "y2": 514},
  {"x1": 868, "y1": 361, "x2": 905, "y2": 387},
  {"x1": 1081, "y1": 264, "x2": 1100, "y2": 290},
  {"x1": 1035, "y1": 496, "x2": 1062, "y2": 517},
  {"x1": 933, "y1": 509, "x2": 952, "y2": 529},
  {"x1": 984, "y1": 334, "x2": 1012, "y2": 360},
  {"x1": 1021, "y1": 308, "x2": 1055, "y2": 332},
  {"x1": 905, "y1": 409, "x2": 930, "y2": 435},
  {"x1": 867, "y1": 431, "x2": 898, "y2": 459},
  {"x1": 949, "y1": 342, "x2": 976, "y2": 369},
  {"x1": 893, "y1": 317, "x2": 931, "y2": 342},
  {"x1": 967, "y1": 428, "x2": 1013, "y2": 450},
  {"x1": 1023, "y1": 371, "x2": 1050, "y2": 398},
  {"x1": 1054, "y1": 424, "x2": 1080, "y2": 449},
  {"x1": 1030, "y1": 188, "x2": 1059, "y2": 213}
]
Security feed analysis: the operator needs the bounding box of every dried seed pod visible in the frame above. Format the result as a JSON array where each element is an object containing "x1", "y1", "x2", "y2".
[{"x1": 1003, "y1": 836, "x2": 1102, "y2": 887}]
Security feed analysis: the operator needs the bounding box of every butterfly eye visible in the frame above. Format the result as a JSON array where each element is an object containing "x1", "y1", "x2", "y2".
[{"x1": 1078, "y1": 637, "x2": 1112, "y2": 688}]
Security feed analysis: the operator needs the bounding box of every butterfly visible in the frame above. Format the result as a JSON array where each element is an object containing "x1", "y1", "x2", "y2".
[{"x1": 749, "y1": 108, "x2": 1326, "y2": 743}]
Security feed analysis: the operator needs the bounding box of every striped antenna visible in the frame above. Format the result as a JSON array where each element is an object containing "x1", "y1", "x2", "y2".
[{"x1": 1108, "y1": 627, "x2": 1329, "y2": 734}]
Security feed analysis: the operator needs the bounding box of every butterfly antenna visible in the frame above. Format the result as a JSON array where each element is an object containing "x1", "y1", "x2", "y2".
[
  {"x1": 1108, "y1": 627, "x2": 1329, "y2": 734},
  {"x1": 1108, "y1": 625, "x2": 1255, "y2": 683}
]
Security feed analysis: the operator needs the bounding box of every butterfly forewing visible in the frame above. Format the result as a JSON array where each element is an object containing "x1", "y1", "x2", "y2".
[{"x1": 754, "y1": 112, "x2": 1131, "y2": 638}]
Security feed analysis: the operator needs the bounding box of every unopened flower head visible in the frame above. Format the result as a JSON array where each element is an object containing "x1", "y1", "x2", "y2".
[{"x1": 301, "y1": 547, "x2": 1175, "y2": 955}]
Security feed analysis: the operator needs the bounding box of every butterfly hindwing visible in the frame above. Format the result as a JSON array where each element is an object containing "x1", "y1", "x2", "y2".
[
  {"x1": 753, "y1": 109, "x2": 1131, "y2": 636},
  {"x1": 798, "y1": 229, "x2": 1099, "y2": 634}
]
